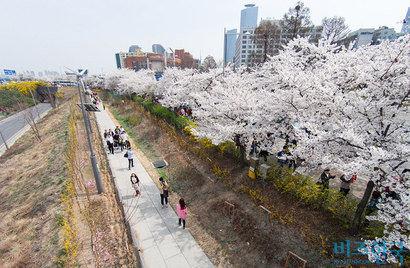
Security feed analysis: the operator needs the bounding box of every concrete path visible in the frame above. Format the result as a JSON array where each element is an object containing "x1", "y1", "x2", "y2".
[
  {"x1": 94, "y1": 106, "x2": 213, "y2": 268},
  {"x1": 0, "y1": 103, "x2": 52, "y2": 156}
]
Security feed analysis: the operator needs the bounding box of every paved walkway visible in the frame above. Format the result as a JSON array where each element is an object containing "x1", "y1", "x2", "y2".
[{"x1": 94, "y1": 107, "x2": 213, "y2": 268}]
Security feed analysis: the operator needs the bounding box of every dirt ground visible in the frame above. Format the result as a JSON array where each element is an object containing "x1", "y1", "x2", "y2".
[
  {"x1": 68, "y1": 96, "x2": 136, "y2": 266},
  {"x1": 0, "y1": 88, "x2": 76, "y2": 267},
  {"x1": 0, "y1": 88, "x2": 135, "y2": 267},
  {"x1": 102, "y1": 96, "x2": 384, "y2": 268}
]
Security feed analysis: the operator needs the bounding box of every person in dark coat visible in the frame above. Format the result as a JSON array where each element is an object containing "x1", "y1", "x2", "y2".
[{"x1": 320, "y1": 168, "x2": 336, "y2": 189}]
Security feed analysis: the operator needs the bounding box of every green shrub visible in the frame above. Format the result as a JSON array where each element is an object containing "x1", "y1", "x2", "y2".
[
  {"x1": 266, "y1": 166, "x2": 357, "y2": 227},
  {"x1": 0, "y1": 89, "x2": 33, "y2": 108},
  {"x1": 125, "y1": 114, "x2": 142, "y2": 126},
  {"x1": 133, "y1": 96, "x2": 144, "y2": 104},
  {"x1": 140, "y1": 100, "x2": 188, "y2": 130}
]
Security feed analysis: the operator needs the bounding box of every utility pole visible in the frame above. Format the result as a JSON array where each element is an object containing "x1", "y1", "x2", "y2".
[{"x1": 76, "y1": 73, "x2": 103, "y2": 194}]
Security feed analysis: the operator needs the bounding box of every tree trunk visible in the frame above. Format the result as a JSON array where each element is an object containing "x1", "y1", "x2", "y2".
[
  {"x1": 349, "y1": 180, "x2": 375, "y2": 235},
  {"x1": 239, "y1": 145, "x2": 246, "y2": 164}
]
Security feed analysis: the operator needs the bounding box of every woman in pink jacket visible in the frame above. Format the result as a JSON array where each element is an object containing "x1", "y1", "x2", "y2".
[{"x1": 177, "y1": 198, "x2": 187, "y2": 229}]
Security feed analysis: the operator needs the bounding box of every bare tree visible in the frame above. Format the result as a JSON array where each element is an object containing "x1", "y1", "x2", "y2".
[
  {"x1": 201, "y1": 55, "x2": 217, "y2": 72},
  {"x1": 279, "y1": 1, "x2": 313, "y2": 42},
  {"x1": 322, "y1": 16, "x2": 350, "y2": 43},
  {"x1": 181, "y1": 53, "x2": 195, "y2": 69},
  {"x1": 16, "y1": 98, "x2": 42, "y2": 142},
  {"x1": 250, "y1": 20, "x2": 282, "y2": 65}
]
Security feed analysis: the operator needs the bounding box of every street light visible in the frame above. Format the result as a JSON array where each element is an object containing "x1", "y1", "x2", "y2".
[{"x1": 66, "y1": 68, "x2": 104, "y2": 194}]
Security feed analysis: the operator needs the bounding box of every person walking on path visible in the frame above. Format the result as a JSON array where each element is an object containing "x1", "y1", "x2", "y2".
[
  {"x1": 339, "y1": 174, "x2": 352, "y2": 196},
  {"x1": 159, "y1": 177, "x2": 169, "y2": 208},
  {"x1": 319, "y1": 168, "x2": 336, "y2": 190},
  {"x1": 130, "y1": 172, "x2": 141, "y2": 197},
  {"x1": 107, "y1": 134, "x2": 114, "y2": 154},
  {"x1": 126, "y1": 146, "x2": 134, "y2": 170},
  {"x1": 120, "y1": 131, "x2": 128, "y2": 152},
  {"x1": 177, "y1": 198, "x2": 187, "y2": 229}
]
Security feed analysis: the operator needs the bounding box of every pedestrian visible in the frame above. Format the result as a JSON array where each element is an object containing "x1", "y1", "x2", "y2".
[
  {"x1": 113, "y1": 132, "x2": 120, "y2": 149},
  {"x1": 103, "y1": 129, "x2": 108, "y2": 139},
  {"x1": 126, "y1": 146, "x2": 134, "y2": 170},
  {"x1": 120, "y1": 131, "x2": 128, "y2": 151},
  {"x1": 159, "y1": 177, "x2": 169, "y2": 208},
  {"x1": 339, "y1": 174, "x2": 351, "y2": 196},
  {"x1": 107, "y1": 134, "x2": 114, "y2": 154},
  {"x1": 250, "y1": 140, "x2": 258, "y2": 156},
  {"x1": 319, "y1": 168, "x2": 336, "y2": 190},
  {"x1": 277, "y1": 146, "x2": 288, "y2": 167},
  {"x1": 130, "y1": 172, "x2": 141, "y2": 197},
  {"x1": 177, "y1": 198, "x2": 188, "y2": 229}
]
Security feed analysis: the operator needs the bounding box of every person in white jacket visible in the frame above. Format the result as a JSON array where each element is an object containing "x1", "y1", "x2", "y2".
[{"x1": 126, "y1": 146, "x2": 134, "y2": 170}]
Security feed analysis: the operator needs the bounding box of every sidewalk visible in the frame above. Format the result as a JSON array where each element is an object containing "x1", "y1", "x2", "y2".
[{"x1": 94, "y1": 107, "x2": 214, "y2": 268}]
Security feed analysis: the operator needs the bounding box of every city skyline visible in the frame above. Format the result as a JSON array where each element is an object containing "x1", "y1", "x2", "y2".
[{"x1": 0, "y1": 0, "x2": 408, "y2": 75}]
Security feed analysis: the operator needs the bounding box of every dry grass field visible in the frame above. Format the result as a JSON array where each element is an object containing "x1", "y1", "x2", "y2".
[
  {"x1": 0, "y1": 87, "x2": 135, "y2": 267},
  {"x1": 0, "y1": 87, "x2": 76, "y2": 266}
]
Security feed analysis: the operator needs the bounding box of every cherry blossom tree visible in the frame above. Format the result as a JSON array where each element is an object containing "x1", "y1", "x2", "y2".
[
  {"x1": 260, "y1": 36, "x2": 409, "y2": 263},
  {"x1": 105, "y1": 36, "x2": 409, "y2": 263},
  {"x1": 105, "y1": 68, "x2": 156, "y2": 97}
]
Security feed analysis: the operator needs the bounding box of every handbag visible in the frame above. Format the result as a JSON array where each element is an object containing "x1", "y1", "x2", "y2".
[
  {"x1": 163, "y1": 189, "x2": 169, "y2": 198},
  {"x1": 124, "y1": 152, "x2": 128, "y2": 158}
]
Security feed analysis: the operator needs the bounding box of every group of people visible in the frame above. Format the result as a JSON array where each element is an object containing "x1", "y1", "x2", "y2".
[
  {"x1": 319, "y1": 168, "x2": 356, "y2": 196},
  {"x1": 104, "y1": 128, "x2": 188, "y2": 229},
  {"x1": 104, "y1": 126, "x2": 130, "y2": 154},
  {"x1": 277, "y1": 139, "x2": 299, "y2": 170},
  {"x1": 251, "y1": 135, "x2": 356, "y2": 196},
  {"x1": 129, "y1": 174, "x2": 188, "y2": 229},
  {"x1": 174, "y1": 105, "x2": 192, "y2": 117}
]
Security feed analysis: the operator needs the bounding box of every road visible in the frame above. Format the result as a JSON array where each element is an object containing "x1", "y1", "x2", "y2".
[{"x1": 0, "y1": 103, "x2": 52, "y2": 153}]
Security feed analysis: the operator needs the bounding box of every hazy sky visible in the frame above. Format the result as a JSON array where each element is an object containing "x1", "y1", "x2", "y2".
[{"x1": 0, "y1": 0, "x2": 408, "y2": 75}]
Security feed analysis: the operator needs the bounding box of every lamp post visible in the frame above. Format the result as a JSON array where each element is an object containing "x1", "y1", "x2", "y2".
[
  {"x1": 78, "y1": 73, "x2": 103, "y2": 193},
  {"x1": 67, "y1": 68, "x2": 103, "y2": 194},
  {"x1": 169, "y1": 48, "x2": 176, "y2": 67}
]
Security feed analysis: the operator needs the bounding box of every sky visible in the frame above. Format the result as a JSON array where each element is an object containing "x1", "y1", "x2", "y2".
[{"x1": 0, "y1": 0, "x2": 409, "y2": 75}]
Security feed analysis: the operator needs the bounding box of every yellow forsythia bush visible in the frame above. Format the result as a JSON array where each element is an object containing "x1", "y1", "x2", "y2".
[{"x1": 0, "y1": 81, "x2": 49, "y2": 95}]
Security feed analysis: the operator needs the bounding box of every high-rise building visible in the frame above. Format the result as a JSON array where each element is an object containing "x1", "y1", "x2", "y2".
[
  {"x1": 174, "y1": 49, "x2": 185, "y2": 60},
  {"x1": 124, "y1": 53, "x2": 181, "y2": 72},
  {"x1": 234, "y1": 4, "x2": 259, "y2": 67},
  {"x1": 225, "y1": 29, "x2": 237, "y2": 64},
  {"x1": 152, "y1": 44, "x2": 166, "y2": 55},
  {"x1": 240, "y1": 4, "x2": 258, "y2": 29},
  {"x1": 129, "y1": 45, "x2": 141, "y2": 52},
  {"x1": 115, "y1": 49, "x2": 144, "y2": 69},
  {"x1": 372, "y1": 26, "x2": 397, "y2": 45},
  {"x1": 338, "y1": 26, "x2": 399, "y2": 48},
  {"x1": 341, "y1": 28, "x2": 375, "y2": 48},
  {"x1": 401, "y1": 7, "x2": 410, "y2": 34}
]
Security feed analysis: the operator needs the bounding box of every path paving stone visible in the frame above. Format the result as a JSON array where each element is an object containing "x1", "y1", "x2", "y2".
[{"x1": 95, "y1": 106, "x2": 213, "y2": 268}]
